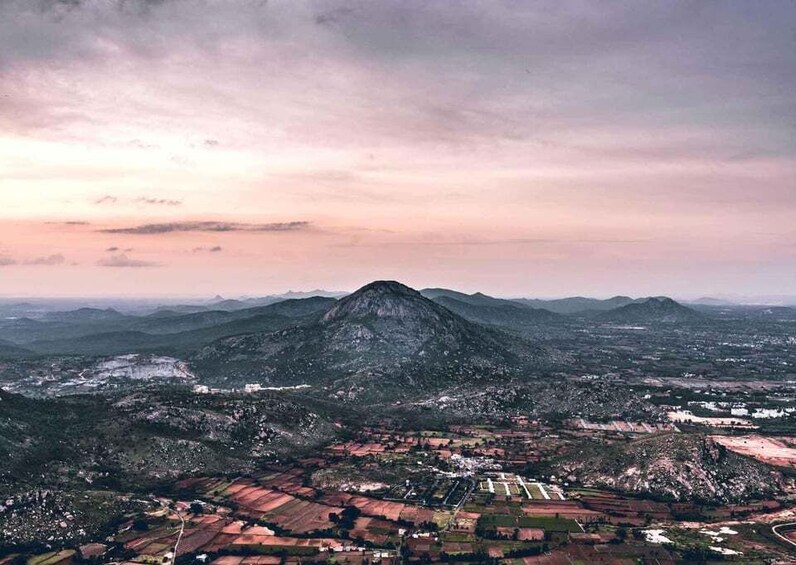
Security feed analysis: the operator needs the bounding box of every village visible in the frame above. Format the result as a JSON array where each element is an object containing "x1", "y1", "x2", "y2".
[{"x1": 13, "y1": 414, "x2": 796, "y2": 565}]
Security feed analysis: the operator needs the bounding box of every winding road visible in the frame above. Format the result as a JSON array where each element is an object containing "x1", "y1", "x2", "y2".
[
  {"x1": 172, "y1": 506, "x2": 187, "y2": 563},
  {"x1": 772, "y1": 522, "x2": 796, "y2": 549}
]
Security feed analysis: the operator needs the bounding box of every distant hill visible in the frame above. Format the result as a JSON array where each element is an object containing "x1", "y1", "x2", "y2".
[
  {"x1": 421, "y1": 288, "x2": 548, "y2": 310},
  {"x1": 730, "y1": 305, "x2": 796, "y2": 321},
  {"x1": 420, "y1": 288, "x2": 499, "y2": 304},
  {"x1": 429, "y1": 295, "x2": 559, "y2": 331},
  {"x1": 598, "y1": 297, "x2": 702, "y2": 323},
  {"x1": 23, "y1": 297, "x2": 337, "y2": 356},
  {"x1": 689, "y1": 297, "x2": 736, "y2": 306},
  {"x1": 277, "y1": 289, "x2": 348, "y2": 299},
  {"x1": 513, "y1": 296, "x2": 637, "y2": 315},
  {"x1": 193, "y1": 281, "x2": 551, "y2": 400},
  {"x1": 0, "y1": 339, "x2": 32, "y2": 359},
  {"x1": 39, "y1": 307, "x2": 131, "y2": 324}
]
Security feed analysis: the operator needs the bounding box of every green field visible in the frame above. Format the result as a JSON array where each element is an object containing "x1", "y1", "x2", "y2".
[{"x1": 478, "y1": 514, "x2": 582, "y2": 533}]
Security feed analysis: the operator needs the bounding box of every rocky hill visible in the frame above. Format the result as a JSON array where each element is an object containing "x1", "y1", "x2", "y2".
[
  {"x1": 192, "y1": 281, "x2": 552, "y2": 401},
  {"x1": 598, "y1": 297, "x2": 702, "y2": 324},
  {"x1": 552, "y1": 433, "x2": 781, "y2": 504},
  {"x1": 0, "y1": 387, "x2": 344, "y2": 492}
]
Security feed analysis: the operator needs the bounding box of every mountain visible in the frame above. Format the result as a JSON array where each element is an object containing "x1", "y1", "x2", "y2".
[
  {"x1": 598, "y1": 297, "x2": 702, "y2": 323},
  {"x1": 513, "y1": 296, "x2": 637, "y2": 315},
  {"x1": 550, "y1": 433, "x2": 781, "y2": 504},
  {"x1": 422, "y1": 288, "x2": 554, "y2": 311},
  {"x1": 150, "y1": 304, "x2": 211, "y2": 315},
  {"x1": 201, "y1": 296, "x2": 285, "y2": 311},
  {"x1": 420, "y1": 288, "x2": 497, "y2": 304},
  {"x1": 193, "y1": 281, "x2": 550, "y2": 400},
  {"x1": 23, "y1": 297, "x2": 337, "y2": 356},
  {"x1": 133, "y1": 297, "x2": 334, "y2": 335},
  {"x1": 39, "y1": 308, "x2": 130, "y2": 324},
  {"x1": 429, "y1": 295, "x2": 559, "y2": 331},
  {"x1": 277, "y1": 289, "x2": 348, "y2": 299}
]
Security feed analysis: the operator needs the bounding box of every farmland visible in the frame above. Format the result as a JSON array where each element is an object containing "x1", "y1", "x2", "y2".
[
  {"x1": 711, "y1": 434, "x2": 796, "y2": 468},
  {"x1": 8, "y1": 412, "x2": 791, "y2": 564}
]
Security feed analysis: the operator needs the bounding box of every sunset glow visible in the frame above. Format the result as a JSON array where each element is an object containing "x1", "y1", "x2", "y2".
[{"x1": 1, "y1": 1, "x2": 794, "y2": 297}]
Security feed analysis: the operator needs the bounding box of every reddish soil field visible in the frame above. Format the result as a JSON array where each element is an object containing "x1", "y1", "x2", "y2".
[
  {"x1": 711, "y1": 434, "x2": 796, "y2": 468},
  {"x1": 522, "y1": 544, "x2": 675, "y2": 564},
  {"x1": 522, "y1": 501, "x2": 603, "y2": 522},
  {"x1": 322, "y1": 493, "x2": 408, "y2": 521},
  {"x1": 212, "y1": 557, "x2": 283, "y2": 565},
  {"x1": 579, "y1": 494, "x2": 671, "y2": 521},
  {"x1": 219, "y1": 481, "x2": 343, "y2": 533}
]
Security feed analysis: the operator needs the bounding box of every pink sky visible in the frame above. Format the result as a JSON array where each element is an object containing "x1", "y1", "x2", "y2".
[{"x1": 0, "y1": 1, "x2": 794, "y2": 298}]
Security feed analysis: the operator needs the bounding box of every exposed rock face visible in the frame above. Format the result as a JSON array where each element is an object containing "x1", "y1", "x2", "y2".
[
  {"x1": 554, "y1": 433, "x2": 782, "y2": 504},
  {"x1": 193, "y1": 281, "x2": 551, "y2": 399}
]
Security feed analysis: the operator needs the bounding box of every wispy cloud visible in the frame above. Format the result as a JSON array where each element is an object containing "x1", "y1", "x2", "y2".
[
  {"x1": 334, "y1": 237, "x2": 648, "y2": 248},
  {"x1": 26, "y1": 253, "x2": 65, "y2": 265},
  {"x1": 135, "y1": 197, "x2": 182, "y2": 206},
  {"x1": 99, "y1": 221, "x2": 311, "y2": 235},
  {"x1": 0, "y1": 253, "x2": 69, "y2": 266},
  {"x1": 94, "y1": 195, "x2": 183, "y2": 206},
  {"x1": 193, "y1": 245, "x2": 223, "y2": 253},
  {"x1": 97, "y1": 254, "x2": 159, "y2": 268}
]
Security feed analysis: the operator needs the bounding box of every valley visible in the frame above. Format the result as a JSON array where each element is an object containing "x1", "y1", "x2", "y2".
[{"x1": 1, "y1": 281, "x2": 796, "y2": 563}]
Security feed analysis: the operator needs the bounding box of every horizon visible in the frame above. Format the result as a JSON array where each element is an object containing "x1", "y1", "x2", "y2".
[
  {"x1": 1, "y1": 1, "x2": 794, "y2": 297},
  {"x1": 1, "y1": 278, "x2": 795, "y2": 306}
]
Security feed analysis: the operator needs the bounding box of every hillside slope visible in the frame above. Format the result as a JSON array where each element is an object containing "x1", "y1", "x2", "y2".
[
  {"x1": 0, "y1": 388, "x2": 344, "y2": 491},
  {"x1": 21, "y1": 297, "x2": 337, "y2": 356},
  {"x1": 599, "y1": 297, "x2": 703, "y2": 323},
  {"x1": 193, "y1": 281, "x2": 552, "y2": 400},
  {"x1": 432, "y1": 295, "x2": 558, "y2": 330},
  {"x1": 552, "y1": 433, "x2": 781, "y2": 504}
]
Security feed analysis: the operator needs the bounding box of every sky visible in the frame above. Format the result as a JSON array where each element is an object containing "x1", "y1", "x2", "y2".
[{"x1": 0, "y1": 0, "x2": 794, "y2": 298}]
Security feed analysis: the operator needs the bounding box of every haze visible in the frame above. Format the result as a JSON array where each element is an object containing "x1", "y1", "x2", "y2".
[{"x1": 1, "y1": 1, "x2": 794, "y2": 298}]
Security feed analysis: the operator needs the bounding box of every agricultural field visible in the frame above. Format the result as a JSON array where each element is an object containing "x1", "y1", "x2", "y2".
[
  {"x1": 711, "y1": 434, "x2": 796, "y2": 468},
  {"x1": 6, "y1": 394, "x2": 796, "y2": 564}
]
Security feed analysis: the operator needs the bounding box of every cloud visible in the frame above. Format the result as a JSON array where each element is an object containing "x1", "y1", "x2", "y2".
[
  {"x1": 97, "y1": 253, "x2": 159, "y2": 268},
  {"x1": 0, "y1": 253, "x2": 68, "y2": 266},
  {"x1": 135, "y1": 197, "x2": 182, "y2": 206},
  {"x1": 193, "y1": 245, "x2": 223, "y2": 253},
  {"x1": 128, "y1": 138, "x2": 158, "y2": 149},
  {"x1": 334, "y1": 237, "x2": 647, "y2": 248},
  {"x1": 26, "y1": 253, "x2": 65, "y2": 265},
  {"x1": 99, "y1": 220, "x2": 311, "y2": 234},
  {"x1": 94, "y1": 195, "x2": 183, "y2": 207},
  {"x1": 105, "y1": 246, "x2": 119, "y2": 252}
]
